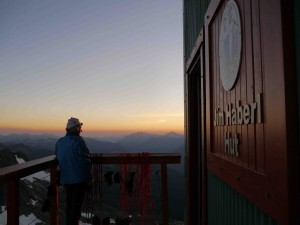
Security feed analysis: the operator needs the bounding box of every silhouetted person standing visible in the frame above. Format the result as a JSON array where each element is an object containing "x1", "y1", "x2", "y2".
[{"x1": 55, "y1": 117, "x2": 91, "y2": 225}]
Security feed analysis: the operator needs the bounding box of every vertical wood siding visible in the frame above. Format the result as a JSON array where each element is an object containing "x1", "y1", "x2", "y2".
[
  {"x1": 185, "y1": 0, "x2": 299, "y2": 225},
  {"x1": 184, "y1": 0, "x2": 211, "y2": 64},
  {"x1": 207, "y1": 171, "x2": 279, "y2": 225},
  {"x1": 204, "y1": 0, "x2": 299, "y2": 224},
  {"x1": 207, "y1": 0, "x2": 265, "y2": 172}
]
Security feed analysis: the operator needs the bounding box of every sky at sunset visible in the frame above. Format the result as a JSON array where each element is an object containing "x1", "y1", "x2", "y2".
[{"x1": 0, "y1": 0, "x2": 183, "y2": 137}]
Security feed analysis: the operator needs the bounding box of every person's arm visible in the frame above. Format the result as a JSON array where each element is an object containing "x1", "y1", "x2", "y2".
[
  {"x1": 77, "y1": 137, "x2": 92, "y2": 182},
  {"x1": 79, "y1": 138, "x2": 90, "y2": 157}
]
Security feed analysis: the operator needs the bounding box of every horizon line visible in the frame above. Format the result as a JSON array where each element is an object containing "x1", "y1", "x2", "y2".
[{"x1": 0, "y1": 128, "x2": 184, "y2": 137}]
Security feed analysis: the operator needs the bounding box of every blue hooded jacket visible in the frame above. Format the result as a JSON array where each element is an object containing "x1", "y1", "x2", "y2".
[{"x1": 55, "y1": 131, "x2": 91, "y2": 184}]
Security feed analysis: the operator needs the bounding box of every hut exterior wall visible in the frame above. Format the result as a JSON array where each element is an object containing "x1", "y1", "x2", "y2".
[
  {"x1": 184, "y1": 0, "x2": 300, "y2": 225},
  {"x1": 183, "y1": 0, "x2": 210, "y2": 64}
]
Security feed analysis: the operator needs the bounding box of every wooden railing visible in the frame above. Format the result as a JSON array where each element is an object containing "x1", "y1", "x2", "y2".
[{"x1": 0, "y1": 153, "x2": 181, "y2": 225}]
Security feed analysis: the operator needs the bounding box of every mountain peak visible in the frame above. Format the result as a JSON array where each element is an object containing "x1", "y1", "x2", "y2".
[
  {"x1": 127, "y1": 132, "x2": 152, "y2": 137},
  {"x1": 165, "y1": 132, "x2": 182, "y2": 137}
]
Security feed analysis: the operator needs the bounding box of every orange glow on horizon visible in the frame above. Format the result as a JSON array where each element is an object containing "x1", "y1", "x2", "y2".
[
  {"x1": 0, "y1": 125, "x2": 184, "y2": 137},
  {"x1": 1, "y1": 114, "x2": 184, "y2": 136}
]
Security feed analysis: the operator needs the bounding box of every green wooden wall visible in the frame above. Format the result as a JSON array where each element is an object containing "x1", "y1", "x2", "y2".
[
  {"x1": 207, "y1": 172, "x2": 279, "y2": 225},
  {"x1": 183, "y1": 0, "x2": 210, "y2": 64}
]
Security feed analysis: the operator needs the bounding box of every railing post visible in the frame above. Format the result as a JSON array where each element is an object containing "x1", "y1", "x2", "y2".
[
  {"x1": 50, "y1": 166, "x2": 58, "y2": 225},
  {"x1": 161, "y1": 163, "x2": 169, "y2": 225},
  {"x1": 7, "y1": 178, "x2": 19, "y2": 225}
]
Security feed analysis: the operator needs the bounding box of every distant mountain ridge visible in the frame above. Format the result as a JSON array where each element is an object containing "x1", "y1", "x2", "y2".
[
  {"x1": 0, "y1": 133, "x2": 59, "y2": 151},
  {"x1": 0, "y1": 132, "x2": 185, "y2": 174},
  {"x1": 84, "y1": 137, "x2": 127, "y2": 153},
  {"x1": 9, "y1": 143, "x2": 53, "y2": 161},
  {"x1": 0, "y1": 146, "x2": 18, "y2": 168},
  {"x1": 116, "y1": 131, "x2": 184, "y2": 154},
  {"x1": 0, "y1": 131, "x2": 184, "y2": 154},
  {"x1": 0, "y1": 133, "x2": 58, "y2": 142},
  {"x1": 0, "y1": 133, "x2": 125, "y2": 153}
]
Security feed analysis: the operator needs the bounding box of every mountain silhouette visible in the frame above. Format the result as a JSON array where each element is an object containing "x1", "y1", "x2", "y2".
[
  {"x1": 9, "y1": 143, "x2": 53, "y2": 160},
  {"x1": 84, "y1": 137, "x2": 127, "y2": 153},
  {"x1": 116, "y1": 132, "x2": 184, "y2": 153},
  {"x1": 116, "y1": 132, "x2": 159, "y2": 147},
  {"x1": 0, "y1": 146, "x2": 18, "y2": 168}
]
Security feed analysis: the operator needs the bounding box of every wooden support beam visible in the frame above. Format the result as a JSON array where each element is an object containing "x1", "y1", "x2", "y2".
[
  {"x1": 50, "y1": 166, "x2": 58, "y2": 225},
  {"x1": 161, "y1": 163, "x2": 169, "y2": 225},
  {"x1": 90, "y1": 153, "x2": 181, "y2": 165},
  {"x1": 7, "y1": 179, "x2": 19, "y2": 225}
]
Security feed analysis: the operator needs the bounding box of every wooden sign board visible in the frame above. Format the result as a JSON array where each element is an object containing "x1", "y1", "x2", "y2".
[{"x1": 204, "y1": 0, "x2": 299, "y2": 224}]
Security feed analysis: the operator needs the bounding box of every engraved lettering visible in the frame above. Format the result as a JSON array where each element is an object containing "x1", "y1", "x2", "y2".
[
  {"x1": 243, "y1": 104, "x2": 250, "y2": 124},
  {"x1": 224, "y1": 132, "x2": 240, "y2": 157},
  {"x1": 213, "y1": 93, "x2": 263, "y2": 126},
  {"x1": 226, "y1": 104, "x2": 232, "y2": 125},
  {"x1": 225, "y1": 132, "x2": 230, "y2": 153},
  {"x1": 214, "y1": 108, "x2": 225, "y2": 126},
  {"x1": 237, "y1": 101, "x2": 243, "y2": 125},
  {"x1": 232, "y1": 107, "x2": 237, "y2": 125}
]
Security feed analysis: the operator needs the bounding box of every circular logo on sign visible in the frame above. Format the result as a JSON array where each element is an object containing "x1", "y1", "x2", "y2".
[{"x1": 219, "y1": 0, "x2": 242, "y2": 91}]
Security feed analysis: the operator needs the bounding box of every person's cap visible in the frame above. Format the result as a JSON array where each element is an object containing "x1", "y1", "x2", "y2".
[{"x1": 66, "y1": 117, "x2": 83, "y2": 129}]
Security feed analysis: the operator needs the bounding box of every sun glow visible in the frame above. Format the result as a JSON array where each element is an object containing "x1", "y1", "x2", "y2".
[{"x1": 0, "y1": 1, "x2": 183, "y2": 138}]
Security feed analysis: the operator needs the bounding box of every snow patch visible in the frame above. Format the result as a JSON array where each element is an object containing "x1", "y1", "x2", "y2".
[
  {"x1": 0, "y1": 205, "x2": 7, "y2": 225},
  {"x1": 15, "y1": 155, "x2": 50, "y2": 182},
  {"x1": 19, "y1": 213, "x2": 42, "y2": 225},
  {"x1": 1, "y1": 205, "x2": 91, "y2": 225},
  {"x1": 15, "y1": 155, "x2": 25, "y2": 164},
  {"x1": 80, "y1": 213, "x2": 92, "y2": 225},
  {"x1": 30, "y1": 199, "x2": 38, "y2": 206},
  {"x1": 80, "y1": 222, "x2": 91, "y2": 225},
  {"x1": 22, "y1": 171, "x2": 50, "y2": 182}
]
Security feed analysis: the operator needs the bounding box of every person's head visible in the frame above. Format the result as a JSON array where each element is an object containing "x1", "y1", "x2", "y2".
[{"x1": 66, "y1": 117, "x2": 83, "y2": 135}]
